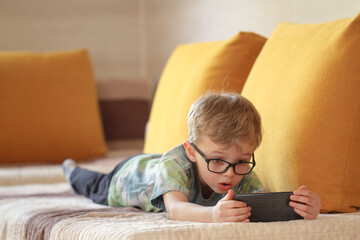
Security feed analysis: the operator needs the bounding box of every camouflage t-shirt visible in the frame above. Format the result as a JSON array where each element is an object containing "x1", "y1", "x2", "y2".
[{"x1": 107, "y1": 144, "x2": 267, "y2": 212}]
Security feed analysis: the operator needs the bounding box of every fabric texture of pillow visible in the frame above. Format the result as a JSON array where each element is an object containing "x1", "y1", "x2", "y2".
[
  {"x1": 0, "y1": 49, "x2": 107, "y2": 164},
  {"x1": 242, "y1": 14, "x2": 360, "y2": 213},
  {"x1": 144, "y1": 32, "x2": 266, "y2": 153}
]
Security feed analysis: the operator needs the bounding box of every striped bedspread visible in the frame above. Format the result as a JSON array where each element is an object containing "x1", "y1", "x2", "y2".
[{"x1": 1, "y1": 159, "x2": 360, "y2": 240}]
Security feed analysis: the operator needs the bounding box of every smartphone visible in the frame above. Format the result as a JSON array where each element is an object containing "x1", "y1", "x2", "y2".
[{"x1": 233, "y1": 192, "x2": 303, "y2": 222}]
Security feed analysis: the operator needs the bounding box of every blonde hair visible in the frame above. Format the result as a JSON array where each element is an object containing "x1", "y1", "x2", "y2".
[{"x1": 187, "y1": 92, "x2": 262, "y2": 148}]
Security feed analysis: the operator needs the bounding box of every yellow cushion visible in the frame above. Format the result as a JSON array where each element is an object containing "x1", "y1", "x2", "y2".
[
  {"x1": 144, "y1": 32, "x2": 266, "y2": 153},
  {"x1": 242, "y1": 14, "x2": 360, "y2": 213},
  {"x1": 0, "y1": 49, "x2": 107, "y2": 164}
]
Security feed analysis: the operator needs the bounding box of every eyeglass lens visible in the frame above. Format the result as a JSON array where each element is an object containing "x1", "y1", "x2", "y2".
[{"x1": 208, "y1": 160, "x2": 253, "y2": 174}]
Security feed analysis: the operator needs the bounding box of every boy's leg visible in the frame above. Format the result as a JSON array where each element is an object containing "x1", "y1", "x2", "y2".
[
  {"x1": 69, "y1": 167, "x2": 111, "y2": 205},
  {"x1": 63, "y1": 157, "x2": 132, "y2": 205}
]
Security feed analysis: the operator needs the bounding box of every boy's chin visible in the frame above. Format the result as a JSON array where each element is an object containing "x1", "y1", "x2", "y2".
[{"x1": 213, "y1": 187, "x2": 229, "y2": 195}]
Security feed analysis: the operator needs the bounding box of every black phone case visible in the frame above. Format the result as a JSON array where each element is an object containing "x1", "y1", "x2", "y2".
[{"x1": 233, "y1": 192, "x2": 303, "y2": 222}]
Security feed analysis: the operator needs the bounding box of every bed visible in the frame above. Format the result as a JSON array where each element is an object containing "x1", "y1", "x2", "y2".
[
  {"x1": 1, "y1": 13, "x2": 359, "y2": 240},
  {"x1": 1, "y1": 149, "x2": 360, "y2": 240}
]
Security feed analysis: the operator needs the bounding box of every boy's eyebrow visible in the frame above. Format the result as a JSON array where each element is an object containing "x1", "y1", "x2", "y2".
[
  {"x1": 207, "y1": 150, "x2": 225, "y2": 157},
  {"x1": 208, "y1": 150, "x2": 252, "y2": 159}
]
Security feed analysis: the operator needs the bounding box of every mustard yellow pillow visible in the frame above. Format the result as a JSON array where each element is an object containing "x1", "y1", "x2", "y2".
[
  {"x1": 0, "y1": 49, "x2": 107, "y2": 164},
  {"x1": 144, "y1": 32, "x2": 266, "y2": 153},
  {"x1": 242, "y1": 14, "x2": 360, "y2": 212}
]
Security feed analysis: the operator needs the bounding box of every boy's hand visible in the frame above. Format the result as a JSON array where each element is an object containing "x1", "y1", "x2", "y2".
[
  {"x1": 289, "y1": 185, "x2": 321, "y2": 220},
  {"x1": 212, "y1": 189, "x2": 251, "y2": 222}
]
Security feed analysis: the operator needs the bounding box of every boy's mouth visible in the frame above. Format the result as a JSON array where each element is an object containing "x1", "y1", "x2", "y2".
[{"x1": 218, "y1": 182, "x2": 233, "y2": 191}]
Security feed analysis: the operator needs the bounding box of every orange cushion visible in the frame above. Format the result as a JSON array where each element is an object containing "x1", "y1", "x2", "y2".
[
  {"x1": 242, "y1": 14, "x2": 360, "y2": 212},
  {"x1": 144, "y1": 32, "x2": 266, "y2": 153},
  {"x1": 0, "y1": 49, "x2": 107, "y2": 164}
]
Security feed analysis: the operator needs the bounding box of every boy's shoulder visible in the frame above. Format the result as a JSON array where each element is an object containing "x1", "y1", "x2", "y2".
[
  {"x1": 160, "y1": 144, "x2": 193, "y2": 170},
  {"x1": 234, "y1": 171, "x2": 268, "y2": 194}
]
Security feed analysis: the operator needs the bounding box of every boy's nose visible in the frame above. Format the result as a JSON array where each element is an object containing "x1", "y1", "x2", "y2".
[{"x1": 223, "y1": 166, "x2": 236, "y2": 177}]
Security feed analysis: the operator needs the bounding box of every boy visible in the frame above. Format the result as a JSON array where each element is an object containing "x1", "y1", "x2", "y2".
[{"x1": 63, "y1": 92, "x2": 321, "y2": 222}]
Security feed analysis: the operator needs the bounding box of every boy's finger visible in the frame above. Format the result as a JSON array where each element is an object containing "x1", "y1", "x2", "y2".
[
  {"x1": 290, "y1": 199, "x2": 320, "y2": 217},
  {"x1": 222, "y1": 211, "x2": 251, "y2": 222},
  {"x1": 230, "y1": 206, "x2": 251, "y2": 215},
  {"x1": 293, "y1": 207, "x2": 316, "y2": 220},
  {"x1": 290, "y1": 194, "x2": 321, "y2": 209},
  {"x1": 290, "y1": 194, "x2": 311, "y2": 204},
  {"x1": 224, "y1": 189, "x2": 234, "y2": 200},
  {"x1": 221, "y1": 198, "x2": 248, "y2": 208},
  {"x1": 294, "y1": 188, "x2": 320, "y2": 199},
  {"x1": 293, "y1": 188, "x2": 311, "y2": 196},
  {"x1": 293, "y1": 189, "x2": 321, "y2": 205}
]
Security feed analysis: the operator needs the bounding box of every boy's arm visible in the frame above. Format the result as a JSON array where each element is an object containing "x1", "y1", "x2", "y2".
[{"x1": 163, "y1": 190, "x2": 251, "y2": 223}]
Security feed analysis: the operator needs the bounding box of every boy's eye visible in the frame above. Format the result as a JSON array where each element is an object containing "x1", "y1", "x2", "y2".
[
  {"x1": 212, "y1": 159, "x2": 224, "y2": 163},
  {"x1": 237, "y1": 160, "x2": 249, "y2": 164}
]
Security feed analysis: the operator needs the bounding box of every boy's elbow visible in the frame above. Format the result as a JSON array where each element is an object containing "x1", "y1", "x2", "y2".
[
  {"x1": 166, "y1": 200, "x2": 192, "y2": 221},
  {"x1": 166, "y1": 203, "x2": 178, "y2": 220},
  {"x1": 163, "y1": 191, "x2": 189, "y2": 220}
]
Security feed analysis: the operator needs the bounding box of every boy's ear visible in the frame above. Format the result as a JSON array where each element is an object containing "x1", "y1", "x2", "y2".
[{"x1": 183, "y1": 141, "x2": 197, "y2": 163}]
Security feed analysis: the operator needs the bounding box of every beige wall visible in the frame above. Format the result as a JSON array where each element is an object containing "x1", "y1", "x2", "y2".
[
  {"x1": 0, "y1": 0, "x2": 144, "y2": 80},
  {"x1": 145, "y1": 0, "x2": 360, "y2": 87},
  {"x1": 1, "y1": 0, "x2": 359, "y2": 94}
]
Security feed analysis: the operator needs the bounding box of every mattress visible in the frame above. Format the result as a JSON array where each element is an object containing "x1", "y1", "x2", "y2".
[{"x1": 1, "y1": 145, "x2": 359, "y2": 240}]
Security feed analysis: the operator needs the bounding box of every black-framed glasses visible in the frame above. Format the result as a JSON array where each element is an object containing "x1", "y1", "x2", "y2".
[{"x1": 190, "y1": 142, "x2": 255, "y2": 175}]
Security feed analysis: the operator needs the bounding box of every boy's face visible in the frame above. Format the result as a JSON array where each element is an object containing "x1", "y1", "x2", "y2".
[{"x1": 184, "y1": 136, "x2": 256, "y2": 198}]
